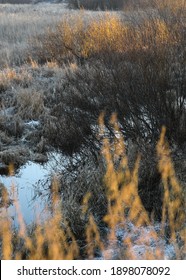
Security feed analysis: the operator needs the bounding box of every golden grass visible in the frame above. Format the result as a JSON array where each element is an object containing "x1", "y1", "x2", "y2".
[
  {"x1": 0, "y1": 115, "x2": 185, "y2": 260},
  {"x1": 32, "y1": 0, "x2": 185, "y2": 64}
]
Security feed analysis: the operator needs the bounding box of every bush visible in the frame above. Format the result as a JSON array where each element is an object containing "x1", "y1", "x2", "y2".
[
  {"x1": 68, "y1": 0, "x2": 128, "y2": 10},
  {"x1": 30, "y1": 14, "x2": 86, "y2": 64},
  {"x1": 31, "y1": 2, "x2": 186, "y2": 148},
  {"x1": 67, "y1": 0, "x2": 157, "y2": 10},
  {"x1": 29, "y1": 1, "x2": 185, "y2": 224},
  {"x1": 47, "y1": 10, "x2": 185, "y2": 140},
  {"x1": 0, "y1": 0, "x2": 32, "y2": 3}
]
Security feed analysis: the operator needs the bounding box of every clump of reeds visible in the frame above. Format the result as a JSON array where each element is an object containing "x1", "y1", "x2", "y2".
[
  {"x1": 95, "y1": 114, "x2": 185, "y2": 259},
  {"x1": 0, "y1": 115, "x2": 185, "y2": 260}
]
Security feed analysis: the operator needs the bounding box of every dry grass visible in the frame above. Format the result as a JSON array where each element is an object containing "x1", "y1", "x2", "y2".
[
  {"x1": 0, "y1": 67, "x2": 32, "y2": 90},
  {"x1": 16, "y1": 88, "x2": 44, "y2": 120},
  {"x1": 0, "y1": 116, "x2": 185, "y2": 260},
  {"x1": 0, "y1": 0, "x2": 185, "y2": 260},
  {"x1": 0, "y1": 3, "x2": 67, "y2": 66}
]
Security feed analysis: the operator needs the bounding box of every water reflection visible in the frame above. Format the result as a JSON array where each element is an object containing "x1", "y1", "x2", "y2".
[
  {"x1": 0, "y1": 160, "x2": 50, "y2": 226},
  {"x1": 0, "y1": 151, "x2": 82, "y2": 226}
]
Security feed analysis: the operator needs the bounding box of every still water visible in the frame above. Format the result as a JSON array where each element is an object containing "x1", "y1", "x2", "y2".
[
  {"x1": 0, "y1": 152, "x2": 66, "y2": 226},
  {"x1": 0, "y1": 161, "x2": 49, "y2": 226}
]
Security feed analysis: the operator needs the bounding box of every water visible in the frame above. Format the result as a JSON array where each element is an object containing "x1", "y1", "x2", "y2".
[
  {"x1": 0, "y1": 151, "x2": 78, "y2": 226},
  {"x1": 0, "y1": 161, "x2": 50, "y2": 226}
]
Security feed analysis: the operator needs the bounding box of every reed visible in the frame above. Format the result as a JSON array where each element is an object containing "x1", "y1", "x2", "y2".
[{"x1": 0, "y1": 116, "x2": 185, "y2": 260}]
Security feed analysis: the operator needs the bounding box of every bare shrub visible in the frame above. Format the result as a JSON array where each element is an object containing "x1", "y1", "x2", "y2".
[
  {"x1": 42, "y1": 104, "x2": 93, "y2": 155},
  {"x1": 0, "y1": 1, "x2": 32, "y2": 3},
  {"x1": 29, "y1": 14, "x2": 87, "y2": 64},
  {"x1": 67, "y1": 0, "x2": 153, "y2": 10},
  {"x1": 55, "y1": 152, "x2": 107, "y2": 251},
  {"x1": 35, "y1": 3, "x2": 186, "y2": 222},
  {"x1": 57, "y1": 5, "x2": 186, "y2": 143},
  {"x1": 32, "y1": 2, "x2": 186, "y2": 153},
  {"x1": 68, "y1": 0, "x2": 126, "y2": 10}
]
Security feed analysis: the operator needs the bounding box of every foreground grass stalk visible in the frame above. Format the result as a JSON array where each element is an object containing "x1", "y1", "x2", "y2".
[{"x1": 157, "y1": 126, "x2": 185, "y2": 259}]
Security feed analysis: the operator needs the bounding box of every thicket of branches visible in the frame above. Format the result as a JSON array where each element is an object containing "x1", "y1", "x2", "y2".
[
  {"x1": 67, "y1": 0, "x2": 154, "y2": 10},
  {"x1": 0, "y1": 0, "x2": 32, "y2": 3},
  {"x1": 67, "y1": 0, "x2": 128, "y2": 10},
  {"x1": 31, "y1": 2, "x2": 186, "y2": 152},
  {"x1": 28, "y1": 0, "x2": 186, "y2": 221}
]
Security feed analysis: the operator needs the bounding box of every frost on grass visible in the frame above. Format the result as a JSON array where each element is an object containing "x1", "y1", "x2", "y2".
[{"x1": 99, "y1": 222, "x2": 177, "y2": 260}]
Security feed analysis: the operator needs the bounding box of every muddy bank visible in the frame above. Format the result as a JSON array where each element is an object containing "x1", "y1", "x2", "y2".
[
  {"x1": 0, "y1": 119, "x2": 48, "y2": 175},
  {"x1": 0, "y1": 64, "x2": 65, "y2": 174}
]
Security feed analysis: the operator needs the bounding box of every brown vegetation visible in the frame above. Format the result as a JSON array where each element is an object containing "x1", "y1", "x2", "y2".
[{"x1": 0, "y1": 0, "x2": 185, "y2": 260}]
